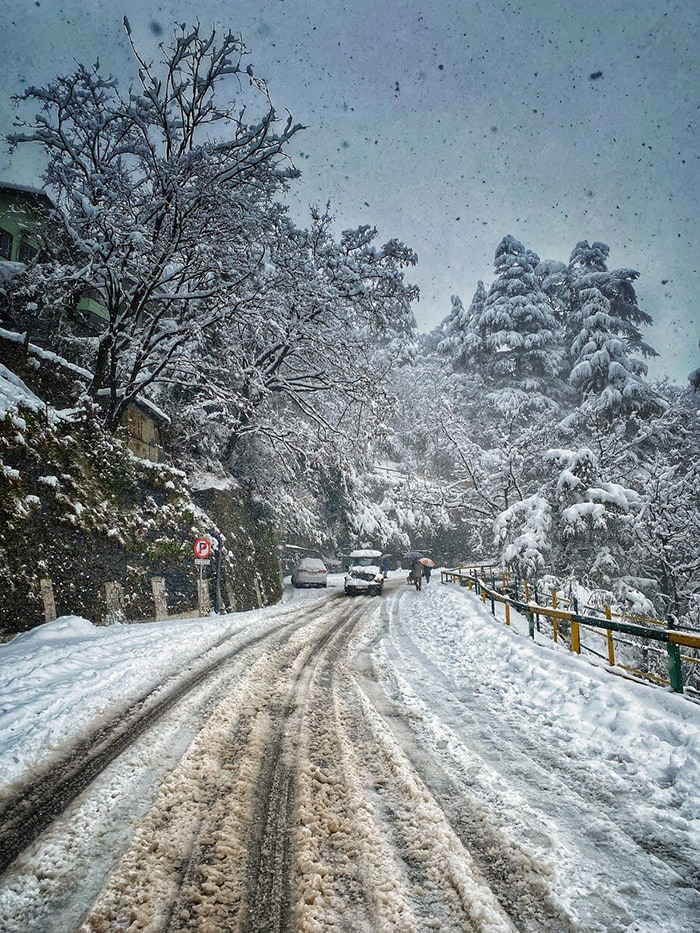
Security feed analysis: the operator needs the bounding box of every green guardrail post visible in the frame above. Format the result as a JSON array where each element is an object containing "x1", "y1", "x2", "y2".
[
  {"x1": 528, "y1": 611, "x2": 535, "y2": 639},
  {"x1": 667, "y1": 642, "x2": 684, "y2": 694}
]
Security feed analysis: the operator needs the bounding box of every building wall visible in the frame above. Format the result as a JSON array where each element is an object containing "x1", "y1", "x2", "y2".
[
  {"x1": 0, "y1": 186, "x2": 49, "y2": 263},
  {"x1": 123, "y1": 406, "x2": 164, "y2": 463}
]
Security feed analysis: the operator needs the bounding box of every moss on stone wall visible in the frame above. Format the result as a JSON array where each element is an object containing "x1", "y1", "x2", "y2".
[
  {"x1": 0, "y1": 340, "x2": 282, "y2": 635},
  {"x1": 191, "y1": 487, "x2": 283, "y2": 612}
]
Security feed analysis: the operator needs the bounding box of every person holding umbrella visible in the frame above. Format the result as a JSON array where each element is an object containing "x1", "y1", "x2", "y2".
[{"x1": 420, "y1": 557, "x2": 435, "y2": 584}]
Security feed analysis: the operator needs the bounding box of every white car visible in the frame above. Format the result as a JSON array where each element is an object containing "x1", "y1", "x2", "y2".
[
  {"x1": 291, "y1": 557, "x2": 328, "y2": 588},
  {"x1": 344, "y1": 549, "x2": 384, "y2": 596}
]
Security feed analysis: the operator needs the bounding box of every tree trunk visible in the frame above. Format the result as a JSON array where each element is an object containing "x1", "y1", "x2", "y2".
[{"x1": 89, "y1": 334, "x2": 113, "y2": 399}]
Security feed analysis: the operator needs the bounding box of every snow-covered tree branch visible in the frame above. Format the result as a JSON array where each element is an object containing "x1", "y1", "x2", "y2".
[{"x1": 8, "y1": 20, "x2": 304, "y2": 430}]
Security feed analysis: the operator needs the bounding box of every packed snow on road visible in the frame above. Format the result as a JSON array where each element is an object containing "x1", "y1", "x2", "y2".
[{"x1": 0, "y1": 574, "x2": 698, "y2": 932}]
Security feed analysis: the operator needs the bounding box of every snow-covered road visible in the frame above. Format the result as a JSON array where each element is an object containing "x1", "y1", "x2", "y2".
[{"x1": 0, "y1": 576, "x2": 698, "y2": 932}]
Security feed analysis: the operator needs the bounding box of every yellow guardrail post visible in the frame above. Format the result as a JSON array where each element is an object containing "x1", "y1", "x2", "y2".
[
  {"x1": 552, "y1": 590, "x2": 559, "y2": 643},
  {"x1": 571, "y1": 621, "x2": 581, "y2": 654},
  {"x1": 571, "y1": 596, "x2": 581, "y2": 654},
  {"x1": 607, "y1": 630, "x2": 615, "y2": 666},
  {"x1": 505, "y1": 602, "x2": 511, "y2": 626},
  {"x1": 605, "y1": 606, "x2": 615, "y2": 666}
]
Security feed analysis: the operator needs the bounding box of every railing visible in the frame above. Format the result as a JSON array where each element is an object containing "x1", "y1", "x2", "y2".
[{"x1": 441, "y1": 565, "x2": 700, "y2": 695}]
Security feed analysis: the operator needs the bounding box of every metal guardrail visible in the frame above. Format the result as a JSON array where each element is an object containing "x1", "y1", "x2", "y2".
[{"x1": 441, "y1": 566, "x2": 700, "y2": 695}]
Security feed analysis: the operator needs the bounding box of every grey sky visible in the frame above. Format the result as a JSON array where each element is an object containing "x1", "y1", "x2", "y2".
[{"x1": 1, "y1": 0, "x2": 697, "y2": 380}]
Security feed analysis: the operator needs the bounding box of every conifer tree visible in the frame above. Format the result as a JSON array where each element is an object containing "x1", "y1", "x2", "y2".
[
  {"x1": 475, "y1": 235, "x2": 564, "y2": 390},
  {"x1": 566, "y1": 241, "x2": 660, "y2": 419},
  {"x1": 435, "y1": 283, "x2": 486, "y2": 372}
]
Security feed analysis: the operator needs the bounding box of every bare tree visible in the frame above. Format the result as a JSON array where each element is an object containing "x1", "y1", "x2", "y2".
[
  {"x1": 8, "y1": 20, "x2": 303, "y2": 430},
  {"x1": 171, "y1": 206, "x2": 418, "y2": 470}
]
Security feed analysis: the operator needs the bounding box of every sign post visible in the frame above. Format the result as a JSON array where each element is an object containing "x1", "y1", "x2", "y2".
[{"x1": 194, "y1": 538, "x2": 212, "y2": 615}]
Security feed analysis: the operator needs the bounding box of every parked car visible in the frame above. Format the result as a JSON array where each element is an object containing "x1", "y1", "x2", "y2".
[
  {"x1": 291, "y1": 557, "x2": 328, "y2": 588},
  {"x1": 344, "y1": 549, "x2": 384, "y2": 596}
]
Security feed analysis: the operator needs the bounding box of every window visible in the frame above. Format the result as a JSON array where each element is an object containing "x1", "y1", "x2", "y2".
[
  {"x1": 18, "y1": 240, "x2": 39, "y2": 263},
  {"x1": 0, "y1": 228, "x2": 12, "y2": 260}
]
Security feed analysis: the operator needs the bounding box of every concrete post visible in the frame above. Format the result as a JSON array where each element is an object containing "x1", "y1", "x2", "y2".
[
  {"x1": 40, "y1": 578, "x2": 57, "y2": 622},
  {"x1": 151, "y1": 576, "x2": 168, "y2": 621},
  {"x1": 103, "y1": 582, "x2": 125, "y2": 624},
  {"x1": 225, "y1": 579, "x2": 237, "y2": 613}
]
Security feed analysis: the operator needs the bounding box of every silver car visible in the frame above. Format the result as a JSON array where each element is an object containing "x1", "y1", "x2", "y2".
[{"x1": 291, "y1": 557, "x2": 328, "y2": 588}]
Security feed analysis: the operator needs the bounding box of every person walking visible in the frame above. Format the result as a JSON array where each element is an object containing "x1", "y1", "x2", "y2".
[{"x1": 410, "y1": 555, "x2": 423, "y2": 591}]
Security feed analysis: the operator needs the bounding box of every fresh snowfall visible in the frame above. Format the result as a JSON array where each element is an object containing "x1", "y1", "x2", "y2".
[{"x1": 0, "y1": 16, "x2": 699, "y2": 933}]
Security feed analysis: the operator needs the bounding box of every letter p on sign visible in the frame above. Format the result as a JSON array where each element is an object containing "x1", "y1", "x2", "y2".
[{"x1": 194, "y1": 537, "x2": 212, "y2": 559}]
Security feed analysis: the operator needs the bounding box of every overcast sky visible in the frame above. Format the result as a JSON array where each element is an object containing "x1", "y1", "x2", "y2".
[{"x1": 1, "y1": 0, "x2": 697, "y2": 381}]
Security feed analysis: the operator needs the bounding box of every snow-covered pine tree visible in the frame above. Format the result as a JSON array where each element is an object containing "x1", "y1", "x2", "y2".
[
  {"x1": 542, "y1": 445, "x2": 642, "y2": 587},
  {"x1": 475, "y1": 235, "x2": 565, "y2": 391},
  {"x1": 534, "y1": 258, "x2": 570, "y2": 326},
  {"x1": 566, "y1": 240, "x2": 661, "y2": 420},
  {"x1": 435, "y1": 283, "x2": 486, "y2": 372}
]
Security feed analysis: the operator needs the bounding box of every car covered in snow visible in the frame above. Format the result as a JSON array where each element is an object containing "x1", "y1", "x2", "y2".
[
  {"x1": 344, "y1": 549, "x2": 384, "y2": 596},
  {"x1": 291, "y1": 557, "x2": 328, "y2": 588}
]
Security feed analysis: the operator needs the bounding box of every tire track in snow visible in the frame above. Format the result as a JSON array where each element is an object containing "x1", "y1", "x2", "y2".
[
  {"x1": 350, "y1": 592, "x2": 579, "y2": 933},
  {"x1": 239, "y1": 602, "x2": 366, "y2": 933},
  {"x1": 78, "y1": 586, "x2": 511, "y2": 933},
  {"x1": 0, "y1": 611, "x2": 315, "y2": 877},
  {"x1": 74, "y1": 597, "x2": 368, "y2": 933},
  {"x1": 293, "y1": 588, "x2": 520, "y2": 932}
]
